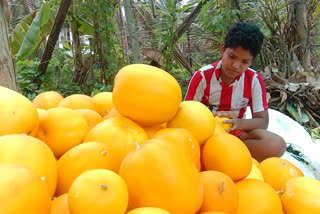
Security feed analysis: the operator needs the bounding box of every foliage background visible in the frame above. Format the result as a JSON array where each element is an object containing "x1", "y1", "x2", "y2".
[{"x1": 6, "y1": 0, "x2": 320, "y2": 129}]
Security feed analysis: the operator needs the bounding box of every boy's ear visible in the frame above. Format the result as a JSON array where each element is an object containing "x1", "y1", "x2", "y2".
[{"x1": 219, "y1": 43, "x2": 225, "y2": 57}]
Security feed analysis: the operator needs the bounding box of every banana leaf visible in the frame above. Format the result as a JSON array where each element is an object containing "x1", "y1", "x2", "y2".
[
  {"x1": 10, "y1": 1, "x2": 55, "y2": 59},
  {"x1": 9, "y1": 10, "x2": 37, "y2": 55}
]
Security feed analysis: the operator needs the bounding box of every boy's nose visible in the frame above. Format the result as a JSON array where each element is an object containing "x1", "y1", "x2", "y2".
[{"x1": 231, "y1": 60, "x2": 241, "y2": 69}]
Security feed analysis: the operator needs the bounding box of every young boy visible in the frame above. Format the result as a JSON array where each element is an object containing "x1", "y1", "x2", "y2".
[{"x1": 185, "y1": 22, "x2": 286, "y2": 162}]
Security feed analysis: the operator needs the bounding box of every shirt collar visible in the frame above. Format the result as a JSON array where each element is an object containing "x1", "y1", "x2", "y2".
[{"x1": 214, "y1": 60, "x2": 243, "y2": 85}]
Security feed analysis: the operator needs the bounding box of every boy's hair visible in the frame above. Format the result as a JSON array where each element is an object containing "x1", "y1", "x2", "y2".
[{"x1": 224, "y1": 22, "x2": 264, "y2": 58}]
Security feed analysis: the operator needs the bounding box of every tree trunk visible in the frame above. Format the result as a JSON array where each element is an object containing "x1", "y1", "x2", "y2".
[
  {"x1": 38, "y1": 0, "x2": 72, "y2": 77},
  {"x1": 118, "y1": 0, "x2": 125, "y2": 60},
  {"x1": 294, "y1": 0, "x2": 311, "y2": 73},
  {"x1": 149, "y1": 0, "x2": 155, "y2": 19},
  {"x1": 123, "y1": 0, "x2": 142, "y2": 63},
  {"x1": 71, "y1": 19, "x2": 85, "y2": 85},
  {"x1": 70, "y1": 2, "x2": 85, "y2": 85},
  {"x1": 92, "y1": 2, "x2": 108, "y2": 84},
  {"x1": 0, "y1": 0, "x2": 18, "y2": 91},
  {"x1": 187, "y1": 30, "x2": 192, "y2": 67}
]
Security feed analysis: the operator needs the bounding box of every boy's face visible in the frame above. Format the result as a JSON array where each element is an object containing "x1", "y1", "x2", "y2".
[{"x1": 220, "y1": 43, "x2": 253, "y2": 82}]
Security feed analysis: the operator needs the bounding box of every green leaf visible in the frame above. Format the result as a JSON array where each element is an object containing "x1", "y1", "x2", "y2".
[
  {"x1": 9, "y1": 11, "x2": 38, "y2": 55},
  {"x1": 310, "y1": 127, "x2": 320, "y2": 139},
  {"x1": 15, "y1": 1, "x2": 55, "y2": 59},
  {"x1": 230, "y1": 9, "x2": 239, "y2": 17},
  {"x1": 62, "y1": 42, "x2": 71, "y2": 50},
  {"x1": 78, "y1": 17, "x2": 95, "y2": 35},
  {"x1": 286, "y1": 103, "x2": 309, "y2": 124}
]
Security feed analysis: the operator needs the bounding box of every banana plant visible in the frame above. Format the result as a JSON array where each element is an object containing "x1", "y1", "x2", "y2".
[{"x1": 9, "y1": 1, "x2": 56, "y2": 59}]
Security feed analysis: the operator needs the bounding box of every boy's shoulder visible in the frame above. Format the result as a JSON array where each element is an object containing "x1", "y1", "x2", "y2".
[
  {"x1": 197, "y1": 61, "x2": 221, "y2": 75},
  {"x1": 245, "y1": 67, "x2": 264, "y2": 81},
  {"x1": 246, "y1": 67, "x2": 258, "y2": 74}
]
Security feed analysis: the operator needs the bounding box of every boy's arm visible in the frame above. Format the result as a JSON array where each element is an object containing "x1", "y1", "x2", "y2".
[{"x1": 237, "y1": 110, "x2": 269, "y2": 131}]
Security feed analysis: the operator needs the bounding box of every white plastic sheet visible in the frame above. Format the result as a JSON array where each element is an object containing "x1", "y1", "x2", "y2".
[{"x1": 245, "y1": 108, "x2": 320, "y2": 180}]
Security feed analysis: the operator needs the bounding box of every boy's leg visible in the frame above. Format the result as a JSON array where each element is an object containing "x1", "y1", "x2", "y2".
[{"x1": 239, "y1": 129, "x2": 286, "y2": 162}]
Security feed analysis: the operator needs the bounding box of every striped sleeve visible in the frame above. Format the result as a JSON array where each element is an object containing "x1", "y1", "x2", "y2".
[
  {"x1": 251, "y1": 72, "x2": 268, "y2": 113},
  {"x1": 184, "y1": 70, "x2": 206, "y2": 101}
]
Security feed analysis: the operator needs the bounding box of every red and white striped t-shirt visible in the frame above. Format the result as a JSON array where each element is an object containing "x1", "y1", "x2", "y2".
[{"x1": 185, "y1": 60, "x2": 268, "y2": 119}]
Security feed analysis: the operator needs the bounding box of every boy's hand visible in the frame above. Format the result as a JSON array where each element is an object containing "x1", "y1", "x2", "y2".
[{"x1": 216, "y1": 112, "x2": 244, "y2": 132}]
